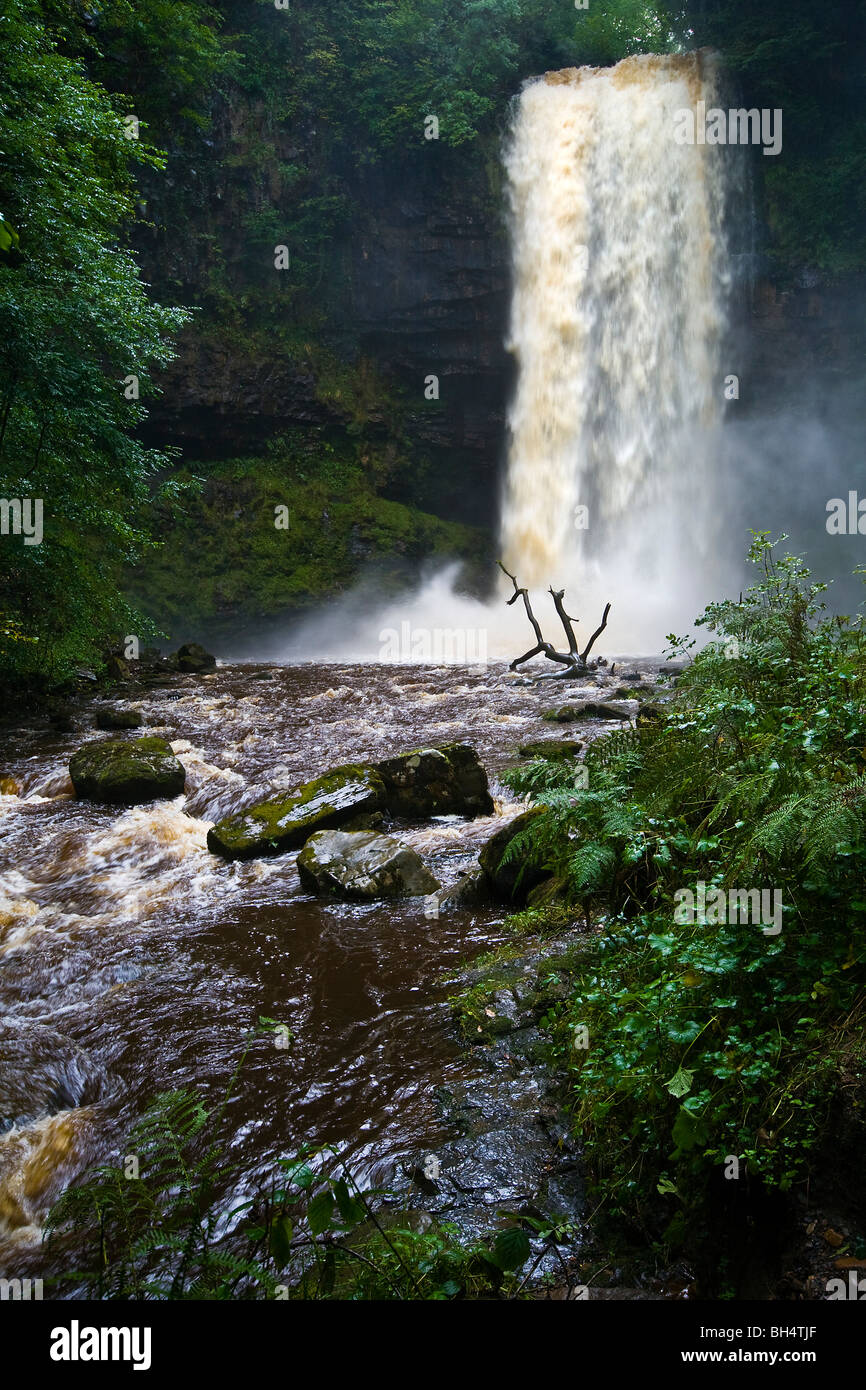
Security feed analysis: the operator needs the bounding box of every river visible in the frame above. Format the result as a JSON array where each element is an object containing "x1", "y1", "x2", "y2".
[{"x1": 0, "y1": 658, "x2": 648, "y2": 1287}]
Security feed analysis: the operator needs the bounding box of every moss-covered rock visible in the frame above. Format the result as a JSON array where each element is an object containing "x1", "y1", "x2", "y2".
[
  {"x1": 207, "y1": 764, "x2": 385, "y2": 861},
  {"x1": 517, "y1": 739, "x2": 583, "y2": 760},
  {"x1": 125, "y1": 456, "x2": 489, "y2": 643},
  {"x1": 542, "y1": 701, "x2": 632, "y2": 723},
  {"x1": 374, "y1": 743, "x2": 493, "y2": 818},
  {"x1": 297, "y1": 829, "x2": 439, "y2": 900},
  {"x1": 479, "y1": 807, "x2": 550, "y2": 904},
  {"x1": 170, "y1": 642, "x2": 216, "y2": 673},
  {"x1": 69, "y1": 737, "x2": 185, "y2": 804}
]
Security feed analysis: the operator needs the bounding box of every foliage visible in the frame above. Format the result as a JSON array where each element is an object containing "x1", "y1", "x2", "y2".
[
  {"x1": 503, "y1": 536, "x2": 866, "y2": 1261},
  {"x1": 0, "y1": 0, "x2": 195, "y2": 686},
  {"x1": 686, "y1": 0, "x2": 866, "y2": 273},
  {"x1": 124, "y1": 440, "x2": 488, "y2": 640}
]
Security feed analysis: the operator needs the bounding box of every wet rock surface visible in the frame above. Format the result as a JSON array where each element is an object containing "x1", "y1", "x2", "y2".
[
  {"x1": 542, "y1": 700, "x2": 633, "y2": 723},
  {"x1": 479, "y1": 806, "x2": 550, "y2": 904},
  {"x1": 297, "y1": 829, "x2": 440, "y2": 900},
  {"x1": 390, "y1": 930, "x2": 587, "y2": 1269},
  {"x1": 0, "y1": 1021, "x2": 107, "y2": 1133},
  {"x1": 374, "y1": 743, "x2": 494, "y2": 818},
  {"x1": 69, "y1": 736, "x2": 185, "y2": 804},
  {"x1": 207, "y1": 763, "x2": 386, "y2": 860}
]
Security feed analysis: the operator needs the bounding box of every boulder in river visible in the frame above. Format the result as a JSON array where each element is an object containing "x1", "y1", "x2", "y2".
[
  {"x1": 542, "y1": 701, "x2": 631, "y2": 723},
  {"x1": 517, "y1": 738, "x2": 583, "y2": 760},
  {"x1": 171, "y1": 642, "x2": 216, "y2": 673},
  {"x1": 374, "y1": 743, "x2": 494, "y2": 818},
  {"x1": 69, "y1": 737, "x2": 185, "y2": 804},
  {"x1": 424, "y1": 870, "x2": 491, "y2": 916},
  {"x1": 207, "y1": 764, "x2": 386, "y2": 861},
  {"x1": 95, "y1": 707, "x2": 142, "y2": 730},
  {"x1": 479, "y1": 807, "x2": 551, "y2": 904},
  {"x1": 297, "y1": 829, "x2": 440, "y2": 900},
  {"x1": 104, "y1": 654, "x2": 131, "y2": 682}
]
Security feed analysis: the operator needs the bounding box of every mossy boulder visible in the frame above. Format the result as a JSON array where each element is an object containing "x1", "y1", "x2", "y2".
[
  {"x1": 95, "y1": 707, "x2": 142, "y2": 730},
  {"x1": 69, "y1": 737, "x2": 185, "y2": 804},
  {"x1": 479, "y1": 807, "x2": 551, "y2": 904},
  {"x1": 207, "y1": 764, "x2": 385, "y2": 861},
  {"x1": 517, "y1": 739, "x2": 583, "y2": 760},
  {"x1": 297, "y1": 829, "x2": 440, "y2": 900},
  {"x1": 171, "y1": 642, "x2": 216, "y2": 673},
  {"x1": 374, "y1": 743, "x2": 493, "y2": 818},
  {"x1": 542, "y1": 701, "x2": 632, "y2": 723}
]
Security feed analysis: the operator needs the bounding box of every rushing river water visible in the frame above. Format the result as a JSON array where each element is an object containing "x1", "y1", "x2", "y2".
[{"x1": 0, "y1": 658, "x2": 645, "y2": 1285}]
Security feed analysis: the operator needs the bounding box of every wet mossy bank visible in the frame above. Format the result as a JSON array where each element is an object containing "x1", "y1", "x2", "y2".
[{"x1": 125, "y1": 447, "x2": 491, "y2": 647}]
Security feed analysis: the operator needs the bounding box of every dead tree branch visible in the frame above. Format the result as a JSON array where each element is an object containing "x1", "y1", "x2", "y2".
[{"x1": 498, "y1": 561, "x2": 611, "y2": 677}]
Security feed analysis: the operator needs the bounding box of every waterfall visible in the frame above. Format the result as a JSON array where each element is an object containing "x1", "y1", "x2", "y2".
[{"x1": 500, "y1": 52, "x2": 733, "y2": 636}]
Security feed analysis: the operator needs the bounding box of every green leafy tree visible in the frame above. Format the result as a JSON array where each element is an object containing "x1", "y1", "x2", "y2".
[{"x1": 0, "y1": 0, "x2": 196, "y2": 686}]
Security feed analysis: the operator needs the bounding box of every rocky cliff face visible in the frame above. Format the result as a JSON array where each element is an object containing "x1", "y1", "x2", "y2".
[{"x1": 136, "y1": 97, "x2": 512, "y2": 531}]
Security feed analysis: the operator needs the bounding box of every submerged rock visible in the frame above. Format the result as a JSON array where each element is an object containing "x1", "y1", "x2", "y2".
[
  {"x1": 69, "y1": 737, "x2": 185, "y2": 804},
  {"x1": 297, "y1": 829, "x2": 440, "y2": 900},
  {"x1": 479, "y1": 807, "x2": 550, "y2": 904},
  {"x1": 0, "y1": 1021, "x2": 105, "y2": 1132},
  {"x1": 95, "y1": 707, "x2": 142, "y2": 730},
  {"x1": 207, "y1": 764, "x2": 386, "y2": 861},
  {"x1": 374, "y1": 743, "x2": 493, "y2": 818}
]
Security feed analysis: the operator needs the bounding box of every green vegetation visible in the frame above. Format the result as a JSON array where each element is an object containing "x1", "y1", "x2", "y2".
[
  {"x1": 126, "y1": 441, "x2": 488, "y2": 640},
  {"x1": 0, "y1": 0, "x2": 204, "y2": 689},
  {"x1": 687, "y1": 0, "x2": 866, "y2": 274},
  {"x1": 501, "y1": 536, "x2": 866, "y2": 1282}
]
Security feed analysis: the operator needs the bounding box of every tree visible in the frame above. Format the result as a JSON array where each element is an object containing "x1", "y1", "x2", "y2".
[{"x1": 0, "y1": 0, "x2": 197, "y2": 686}]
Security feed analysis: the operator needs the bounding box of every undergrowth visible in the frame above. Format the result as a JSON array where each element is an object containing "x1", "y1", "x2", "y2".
[{"x1": 500, "y1": 535, "x2": 866, "y2": 1276}]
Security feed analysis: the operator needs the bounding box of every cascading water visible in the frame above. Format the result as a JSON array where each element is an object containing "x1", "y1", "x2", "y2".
[
  {"x1": 500, "y1": 52, "x2": 734, "y2": 641},
  {"x1": 262, "y1": 50, "x2": 739, "y2": 664}
]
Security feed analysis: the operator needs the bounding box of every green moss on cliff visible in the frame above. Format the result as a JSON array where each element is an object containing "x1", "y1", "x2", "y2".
[{"x1": 125, "y1": 439, "x2": 489, "y2": 639}]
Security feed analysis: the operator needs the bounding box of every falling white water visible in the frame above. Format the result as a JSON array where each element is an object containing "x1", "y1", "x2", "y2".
[
  {"x1": 264, "y1": 52, "x2": 739, "y2": 663},
  {"x1": 499, "y1": 52, "x2": 734, "y2": 642}
]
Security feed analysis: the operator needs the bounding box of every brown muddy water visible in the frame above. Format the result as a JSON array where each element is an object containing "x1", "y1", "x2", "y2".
[{"x1": 0, "y1": 659, "x2": 652, "y2": 1289}]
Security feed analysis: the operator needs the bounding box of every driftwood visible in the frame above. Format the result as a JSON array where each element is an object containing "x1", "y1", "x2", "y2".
[{"x1": 498, "y1": 561, "x2": 611, "y2": 677}]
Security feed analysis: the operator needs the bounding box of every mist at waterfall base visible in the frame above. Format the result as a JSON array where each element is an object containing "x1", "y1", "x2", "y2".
[{"x1": 230, "y1": 52, "x2": 864, "y2": 666}]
